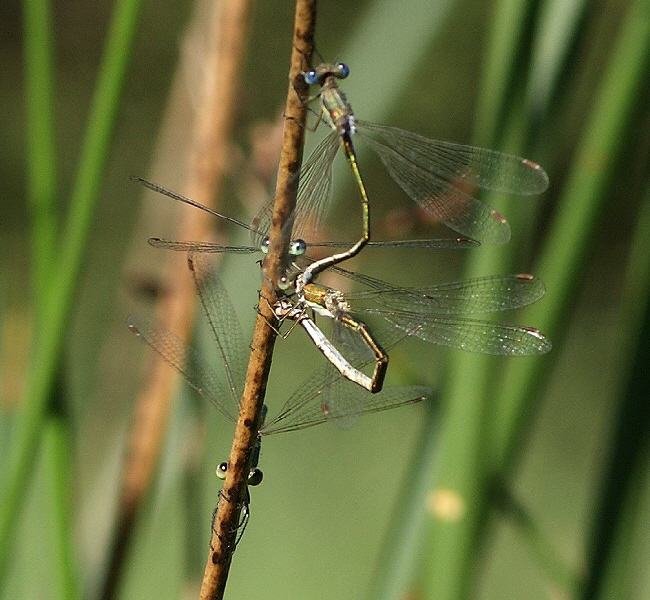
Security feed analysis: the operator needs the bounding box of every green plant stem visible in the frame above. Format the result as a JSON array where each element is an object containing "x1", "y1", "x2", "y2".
[
  {"x1": 424, "y1": 0, "x2": 649, "y2": 597},
  {"x1": 494, "y1": 0, "x2": 650, "y2": 470},
  {"x1": 581, "y1": 182, "x2": 650, "y2": 600},
  {"x1": 0, "y1": 0, "x2": 144, "y2": 589},
  {"x1": 423, "y1": 0, "x2": 543, "y2": 596},
  {"x1": 43, "y1": 417, "x2": 79, "y2": 600},
  {"x1": 23, "y1": 0, "x2": 58, "y2": 309},
  {"x1": 496, "y1": 481, "x2": 580, "y2": 592},
  {"x1": 473, "y1": 0, "x2": 532, "y2": 146},
  {"x1": 369, "y1": 400, "x2": 441, "y2": 600}
]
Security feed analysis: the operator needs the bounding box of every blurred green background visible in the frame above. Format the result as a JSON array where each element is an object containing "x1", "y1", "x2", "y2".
[{"x1": 2, "y1": 0, "x2": 649, "y2": 599}]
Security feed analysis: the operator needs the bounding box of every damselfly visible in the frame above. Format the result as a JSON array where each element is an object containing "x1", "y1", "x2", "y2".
[
  {"x1": 253, "y1": 63, "x2": 549, "y2": 249},
  {"x1": 252, "y1": 263, "x2": 551, "y2": 397},
  {"x1": 127, "y1": 253, "x2": 430, "y2": 540}
]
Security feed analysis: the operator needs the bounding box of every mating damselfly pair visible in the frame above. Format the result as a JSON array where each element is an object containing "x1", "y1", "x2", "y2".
[
  {"x1": 128, "y1": 61, "x2": 551, "y2": 540},
  {"x1": 132, "y1": 60, "x2": 550, "y2": 393}
]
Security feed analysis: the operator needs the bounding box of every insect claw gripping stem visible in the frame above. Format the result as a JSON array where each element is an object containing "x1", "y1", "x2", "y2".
[
  {"x1": 253, "y1": 299, "x2": 285, "y2": 340},
  {"x1": 258, "y1": 292, "x2": 306, "y2": 339},
  {"x1": 289, "y1": 79, "x2": 321, "y2": 125}
]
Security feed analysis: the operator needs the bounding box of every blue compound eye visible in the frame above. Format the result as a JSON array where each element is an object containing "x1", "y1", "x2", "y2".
[
  {"x1": 303, "y1": 69, "x2": 319, "y2": 85},
  {"x1": 336, "y1": 63, "x2": 349, "y2": 79},
  {"x1": 290, "y1": 239, "x2": 307, "y2": 256},
  {"x1": 260, "y1": 237, "x2": 270, "y2": 253}
]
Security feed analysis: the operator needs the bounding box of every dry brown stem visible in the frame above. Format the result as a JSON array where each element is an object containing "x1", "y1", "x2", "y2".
[{"x1": 198, "y1": 1, "x2": 317, "y2": 599}]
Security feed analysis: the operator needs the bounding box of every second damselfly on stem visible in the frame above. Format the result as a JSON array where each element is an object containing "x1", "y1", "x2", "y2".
[
  {"x1": 127, "y1": 252, "x2": 431, "y2": 542},
  {"x1": 258, "y1": 266, "x2": 553, "y2": 398},
  {"x1": 253, "y1": 62, "x2": 549, "y2": 249}
]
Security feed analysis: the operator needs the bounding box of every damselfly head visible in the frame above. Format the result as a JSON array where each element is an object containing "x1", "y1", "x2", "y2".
[
  {"x1": 303, "y1": 62, "x2": 350, "y2": 86},
  {"x1": 334, "y1": 62, "x2": 350, "y2": 79},
  {"x1": 303, "y1": 69, "x2": 320, "y2": 85},
  {"x1": 260, "y1": 237, "x2": 306, "y2": 257},
  {"x1": 278, "y1": 271, "x2": 297, "y2": 291},
  {"x1": 216, "y1": 462, "x2": 264, "y2": 486},
  {"x1": 277, "y1": 261, "x2": 303, "y2": 292}
]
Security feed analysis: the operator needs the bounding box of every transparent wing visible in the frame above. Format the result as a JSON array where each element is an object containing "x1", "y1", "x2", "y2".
[
  {"x1": 338, "y1": 271, "x2": 546, "y2": 315},
  {"x1": 292, "y1": 132, "x2": 341, "y2": 240},
  {"x1": 358, "y1": 122, "x2": 548, "y2": 194},
  {"x1": 358, "y1": 121, "x2": 548, "y2": 244},
  {"x1": 188, "y1": 252, "x2": 248, "y2": 398},
  {"x1": 263, "y1": 361, "x2": 429, "y2": 435},
  {"x1": 133, "y1": 176, "x2": 263, "y2": 240},
  {"x1": 149, "y1": 238, "x2": 261, "y2": 254},
  {"x1": 251, "y1": 131, "x2": 341, "y2": 242},
  {"x1": 309, "y1": 237, "x2": 480, "y2": 250},
  {"x1": 126, "y1": 314, "x2": 239, "y2": 422},
  {"x1": 366, "y1": 309, "x2": 552, "y2": 356},
  {"x1": 148, "y1": 237, "x2": 477, "y2": 257}
]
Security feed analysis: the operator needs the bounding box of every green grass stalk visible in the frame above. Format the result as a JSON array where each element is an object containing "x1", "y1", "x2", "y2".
[
  {"x1": 494, "y1": 0, "x2": 650, "y2": 470},
  {"x1": 581, "y1": 182, "x2": 650, "y2": 599},
  {"x1": 423, "y1": 0, "x2": 650, "y2": 597},
  {"x1": 43, "y1": 418, "x2": 80, "y2": 600},
  {"x1": 422, "y1": 0, "x2": 548, "y2": 596},
  {"x1": 23, "y1": 0, "x2": 58, "y2": 309}
]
